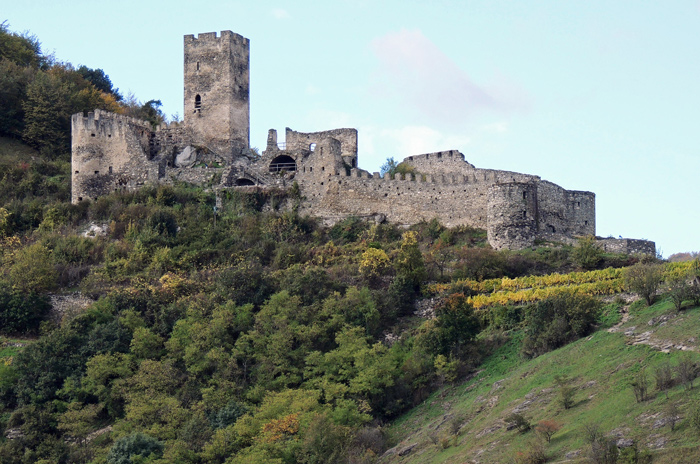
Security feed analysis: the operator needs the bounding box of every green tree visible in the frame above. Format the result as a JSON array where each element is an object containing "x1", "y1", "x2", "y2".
[
  {"x1": 107, "y1": 432, "x2": 163, "y2": 464},
  {"x1": 21, "y1": 70, "x2": 72, "y2": 157},
  {"x1": 572, "y1": 235, "x2": 603, "y2": 270},
  {"x1": 0, "y1": 22, "x2": 43, "y2": 68},
  {"x1": 623, "y1": 263, "x2": 663, "y2": 306},
  {"x1": 395, "y1": 231, "x2": 426, "y2": 290},
  {"x1": 521, "y1": 293, "x2": 600, "y2": 357},
  {"x1": 379, "y1": 157, "x2": 398, "y2": 178}
]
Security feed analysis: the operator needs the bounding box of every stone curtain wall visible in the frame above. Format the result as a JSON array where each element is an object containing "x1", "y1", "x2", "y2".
[
  {"x1": 184, "y1": 31, "x2": 250, "y2": 158},
  {"x1": 598, "y1": 238, "x2": 656, "y2": 256}
]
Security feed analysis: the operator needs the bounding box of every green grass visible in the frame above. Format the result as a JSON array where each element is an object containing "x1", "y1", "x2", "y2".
[{"x1": 382, "y1": 300, "x2": 700, "y2": 463}]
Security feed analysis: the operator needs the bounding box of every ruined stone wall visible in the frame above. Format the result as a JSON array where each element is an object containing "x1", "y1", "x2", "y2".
[
  {"x1": 535, "y1": 180, "x2": 595, "y2": 241},
  {"x1": 285, "y1": 128, "x2": 358, "y2": 166},
  {"x1": 184, "y1": 31, "x2": 249, "y2": 158},
  {"x1": 71, "y1": 110, "x2": 156, "y2": 202},
  {"x1": 402, "y1": 151, "x2": 476, "y2": 176},
  {"x1": 597, "y1": 238, "x2": 656, "y2": 256}
]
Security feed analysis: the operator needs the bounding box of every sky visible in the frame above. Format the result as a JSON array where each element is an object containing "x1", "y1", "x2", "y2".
[{"x1": 4, "y1": 0, "x2": 700, "y2": 256}]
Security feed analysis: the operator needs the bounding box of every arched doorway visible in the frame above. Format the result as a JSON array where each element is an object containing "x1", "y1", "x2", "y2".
[{"x1": 269, "y1": 155, "x2": 296, "y2": 173}]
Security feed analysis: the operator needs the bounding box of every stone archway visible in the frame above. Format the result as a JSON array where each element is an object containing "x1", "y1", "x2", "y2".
[
  {"x1": 269, "y1": 155, "x2": 296, "y2": 173},
  {"x1": 234, "y1": 178, "x2": 255, "y2": 186}
]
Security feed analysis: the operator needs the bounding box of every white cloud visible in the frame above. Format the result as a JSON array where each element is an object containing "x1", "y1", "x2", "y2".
[
  {"x1": 370, "y1": 29, "x2": 528, "y2": 127},
  {"x1": 381, "y1": 125, "x2": 471, "y2": 157},
  {"x1": 271, "y1": 8, "x2": 290, "y2": 19}
]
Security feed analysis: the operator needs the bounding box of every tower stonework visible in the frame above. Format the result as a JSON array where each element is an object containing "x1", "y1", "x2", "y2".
[{"x1": 184, "y1": 31, "x2": 250, "y2": 158}]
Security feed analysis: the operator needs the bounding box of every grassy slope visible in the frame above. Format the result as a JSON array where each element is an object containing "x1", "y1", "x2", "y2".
[{"x1": 382, "y1": 298, "x2": 700, "y2": 463}]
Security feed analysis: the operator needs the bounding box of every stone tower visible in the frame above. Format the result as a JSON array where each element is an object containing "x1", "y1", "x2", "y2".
[{"x1": 183, "y1": 31, "x2": 250, "y2": 159}]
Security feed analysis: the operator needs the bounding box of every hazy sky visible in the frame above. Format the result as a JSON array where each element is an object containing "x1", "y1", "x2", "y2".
[{"x1": 4, "y1": 1, "x2": 699, "y2": 256}]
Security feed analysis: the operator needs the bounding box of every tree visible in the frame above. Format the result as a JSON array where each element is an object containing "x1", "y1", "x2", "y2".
[
  {"x1": 22, "y1": 70, "x2": 71, "y2": 157},
  {"x1": 107, "y1": 432, "x2": 163, "y2": 464},
  {"x1": 668, "y1": 274, "x2": 690, "y2": 311},
  {"x1": 76, "y1": 65, "x2": 122, "y2": 100},
  {"x1": 623, "y1": 263, "x2": 663, "y2": 306},
  {"x1": 631, "y1": 368, "x2": 649, "y2": 402},
  {"x1": 359, "y1": 247, "x2": 391, "y2": 285},
  {"x1": 572, "y1": 235, "x2": 603, "y2": 270},
  {"x1": 506, "y1": 413, "x2": 531, "y2": 433},
  {"x1": 535, "y1": 420, "x2": 561, "y2": 443},
  {"x1": 521, "y1": 293, "x2": 600, "y2": 357},
  {"x1": 395, "y1": 231, "x2": 426, "y2": 289},
  {"x1": 0, "y1": 22, "x2": 43, "y2": 68},
  {"x1": 379, "y1": 157, "x2": 398, "y2": 178}
]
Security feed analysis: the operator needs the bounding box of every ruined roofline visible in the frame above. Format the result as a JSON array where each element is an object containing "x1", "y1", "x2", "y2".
[
  {"x1": 403, "y1": 150, "x2": 467, "y2": 163},
  {"x1": 184, "y1": 30, "x2": 248, "y2": 45},
  {"x1": 71, "y1": 109, "x2": 153, "y2": 132},
  {"x1": 537, "y1": 179, "x2": 595, "y2": 197}
]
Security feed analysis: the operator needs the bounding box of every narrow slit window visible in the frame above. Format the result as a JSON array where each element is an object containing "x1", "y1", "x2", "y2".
[
  {"x1": 108, "y1": 166, "x2": 113, "y2": 174},
  {"x1": 523, "y1": 211, "x2": 527, "y2": 218},
  {"x1": 522, "y1": 191, "x2": 527, "y2": 199},
  {"x1": 196, "y1": 61, "x2": 200, "y2": 71},
  {"x1": 195, "y1": 94, "x2": 202, "y2": 110}
]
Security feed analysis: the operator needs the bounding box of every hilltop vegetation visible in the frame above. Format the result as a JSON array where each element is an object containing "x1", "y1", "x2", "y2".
[{"x1": 2, "y1": 22, "x2": 700, "y2": 464}]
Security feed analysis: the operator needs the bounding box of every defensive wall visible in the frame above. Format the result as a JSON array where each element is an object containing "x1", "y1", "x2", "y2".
[{"x1": 70, "y1": 29, "x2": 656, "y2": 253}]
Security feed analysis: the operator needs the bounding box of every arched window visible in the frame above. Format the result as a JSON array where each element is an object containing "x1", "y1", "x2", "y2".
[
  {"x1": 195, "y1": 94, "x2": 202, "y2": 110},
  {"x1": 309, "y1": 143, "x2": 316, "y2": 151}
]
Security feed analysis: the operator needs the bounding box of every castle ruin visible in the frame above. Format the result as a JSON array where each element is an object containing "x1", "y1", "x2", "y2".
[{"x1": 71, "y1": 31, "x2": 655, "y2": 254}]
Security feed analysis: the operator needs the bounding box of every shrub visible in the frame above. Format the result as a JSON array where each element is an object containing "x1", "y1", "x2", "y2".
[
  {"x1": 654, "y1": 362, "x2": 674, "y2": 395},
  {"x1": 675, "y1": 355, "x2": 698, "y2": 391},
  {"x1": 668, "y1": 274, "x2": 690, "y2": 311},
  {"x1": 506, "y1": 413, "x2": 531, "y2": 433},
  {"x1": 572, "y1": 235, "x2": 603, "y2": 270},
  {"x1": 0, "y1": 284, "x2": 51, "y2": 335},
  {"x1": 514, "y1": 439, "x2": 546, "y2": 464},
  {"x1": 623, "y1": 263, "x2": 663, "y2": 306},
  {"x1": 106, "y1": 432, "x2": 164, "y2": 464},
  {"x1": 521, "y1": 293, "x2": 600, "y2": 357},
  {"x1": 589, "y1": 436, "x2": 619, "y2": 464},
  {"x1": 554, "y1": 375, "x2": 576, "y2": 409},
  {"x1": 535, "y1": 420, "x2": 561, "y2": 443},
  {"x1": 631, "y1": 368, "x2": 649, "y2": 403},
  {"x1": 689, "y1": 402, "x2": 700, "y2": 435}
]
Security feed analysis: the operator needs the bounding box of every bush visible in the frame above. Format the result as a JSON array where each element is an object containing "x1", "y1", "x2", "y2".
[
  {"x1": 535, "y1": 420, "x2": 561, "y2": 443},
  {"x1": 623, "y1": 263, "x2": 663, "y2": 306},
  {"x1": 107, "y1": 432, "x2": 164, "y2": 464},
  {"x1": 521, "y1": 293, "x2": 600, "y2": 357},
  {"x1": 506, "y1": 413, "x2": 531, "y2": 433},
  {"x1": 631, "y1": 368, "x2": 649, "y2": 403},
  {"x1": 0, "y1": 284, "x2": 51, "y2": 335},
  {"x1": 572, "y1": 235, "x2": 603, "y2": 270}
]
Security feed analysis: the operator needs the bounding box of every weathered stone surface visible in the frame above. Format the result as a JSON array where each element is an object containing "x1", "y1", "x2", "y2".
[{"x1": 71, "y1": 30, "x2": 656, "y2": 253}]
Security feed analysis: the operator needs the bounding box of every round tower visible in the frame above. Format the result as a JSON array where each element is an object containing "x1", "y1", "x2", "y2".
[{"x1": 487, "y1": 182, "x2": 538, "y2": 250}]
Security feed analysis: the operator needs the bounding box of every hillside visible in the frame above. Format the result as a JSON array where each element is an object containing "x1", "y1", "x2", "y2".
[
  {"x1": 381, "y1": 297, "x2": 700, "y2": 464},
  {"x1": 2, "y1": 24, "x2": 700, "y2": 464}
]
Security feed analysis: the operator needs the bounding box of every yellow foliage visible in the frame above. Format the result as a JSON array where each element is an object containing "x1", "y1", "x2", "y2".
[
  {"x1": 259, "y1": 412, "x2": 300, "y2": 443},
  {"x1": 359, "y1": 248, "x2": 391, "y2": 281}
]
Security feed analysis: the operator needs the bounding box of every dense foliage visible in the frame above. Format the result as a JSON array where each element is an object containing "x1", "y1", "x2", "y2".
[{"x1": 2, "y1": 22, "x2": 692, "y2": 464}]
